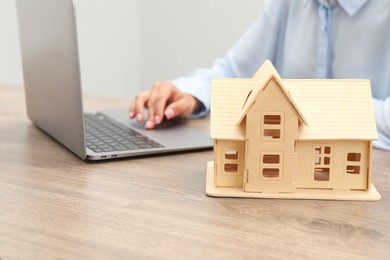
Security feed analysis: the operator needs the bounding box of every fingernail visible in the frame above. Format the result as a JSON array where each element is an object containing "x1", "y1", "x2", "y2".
[
  {"x1": 136, "y1": 113, "x2": 142, "y2": 122},
  {"x1": 145, "y1": 120, "x2": 154, "y2": 129},
  {"x1": 129, "y1": 111, "x2": 135, "y2": 118},
  {"x1": 154, "y1": 115, "x2": 161, "y2": 125},
  {"x1": 164, "y1": 108, "x2": 175, "y2": 120}
]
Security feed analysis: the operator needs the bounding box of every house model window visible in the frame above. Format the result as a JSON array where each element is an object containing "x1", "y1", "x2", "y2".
[
  {"x1": 224, "y1": 150, "x2": 239, "y2": 173},
  {"x1": 313, "y1": 145, "x2": 332, "y2": 181},
  {"x1": 346, "y1": 152, "x2": 362, "y2": 174},
  {"x1": 261, "y1": 113, "x2": 284, "y2": 140},
  {"x1": 260, "y1": 152, "x2": 283, "y2": 179}
]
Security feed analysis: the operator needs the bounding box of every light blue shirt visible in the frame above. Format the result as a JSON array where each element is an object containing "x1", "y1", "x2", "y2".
[{"x1": 172, "y1": 0, "x2": 390, "y2": 150}]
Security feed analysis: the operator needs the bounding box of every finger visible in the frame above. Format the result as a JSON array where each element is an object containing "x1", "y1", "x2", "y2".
[
  {"x1": 144, "y1": 83, "x2": 162, "y2": 129},
  {"x1": 147, "y1": 82, "x2": 175, "y2": 127},
  {"x1": 129, "y1": 102, "x2": 136, "y2": 118},
  {"x1": 164, "y1": 105, "x2": 176, "y2": 120},
  {"x1": 165, "y1": 94, "x2": 197, "y2": 119},
  {"x1": 133, "y1": 91, "x2": 150, "y2": 122},
  {"x1": 153, "y1": 82, "x2": 176, "y2": 124}
]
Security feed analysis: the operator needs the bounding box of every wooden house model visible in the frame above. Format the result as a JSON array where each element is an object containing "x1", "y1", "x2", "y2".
[{"x1": 206, "y1": 60, "x2": 381, "y2": 201}]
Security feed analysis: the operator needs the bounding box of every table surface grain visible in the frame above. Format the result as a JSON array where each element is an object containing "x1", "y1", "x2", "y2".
[{"x1": 0, "y1": 84, "x2": 389, "y2": 260}]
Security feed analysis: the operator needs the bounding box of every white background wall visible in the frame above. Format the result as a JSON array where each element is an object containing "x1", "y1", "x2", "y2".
[{"x1": 0, "y1": 0, "x2": 265, "y2": 98}]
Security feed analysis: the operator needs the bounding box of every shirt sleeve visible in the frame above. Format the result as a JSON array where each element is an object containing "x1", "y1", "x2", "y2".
[
  {"x1": 373, "y1": 97, "x2": 390, "y2": 150},
  {"x1": 172, "y1": 0, "x2": 288, "y2": 118}
]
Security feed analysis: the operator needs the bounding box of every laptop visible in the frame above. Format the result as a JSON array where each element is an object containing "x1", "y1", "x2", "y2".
[{"x1": 15, "y1": 0, "x2": 212, "y2": 160}]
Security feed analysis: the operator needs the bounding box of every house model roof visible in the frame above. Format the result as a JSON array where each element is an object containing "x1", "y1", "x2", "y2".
[
  {"x1": 286, "y1": 79, "x2": 377, "y2": 140},
  {"x1": 210, "y1": 61, "x2": 378, "y2": 141},
  {"x1": 236, "y1": 60, "x2": 307, "y2": 126}
]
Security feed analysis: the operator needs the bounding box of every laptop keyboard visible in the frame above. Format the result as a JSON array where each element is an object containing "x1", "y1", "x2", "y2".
[{"x1": 84, "y1": 113, "x2": 164, "y2": 153}]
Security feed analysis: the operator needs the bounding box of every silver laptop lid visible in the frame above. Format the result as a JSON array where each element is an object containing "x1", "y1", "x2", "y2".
[{"x1": 16, "y1": 0, "x2": 87, "y2": 159}]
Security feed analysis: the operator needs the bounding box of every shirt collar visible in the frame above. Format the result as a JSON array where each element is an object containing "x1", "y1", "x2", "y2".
[
  {"x1": 337, "y1": 0, "x2": 368, "y2": 16},
  {"x1": 316, "y1": 0, "x2": 368, "y2": 16}
]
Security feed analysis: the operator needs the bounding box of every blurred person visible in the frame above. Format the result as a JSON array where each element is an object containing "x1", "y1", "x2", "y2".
[{"x1": 129, "y1": 0, "x2": 390, "y2": 150}]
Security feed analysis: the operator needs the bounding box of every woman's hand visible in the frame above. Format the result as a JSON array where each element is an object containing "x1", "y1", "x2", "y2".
[{"x1": 129, "y1": 81, "x2": 200, "y2": 129}]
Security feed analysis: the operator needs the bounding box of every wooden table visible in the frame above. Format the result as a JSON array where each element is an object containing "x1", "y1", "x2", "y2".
[{"x1": 1, "y1": 84, "x2": 389, "y2": 259}]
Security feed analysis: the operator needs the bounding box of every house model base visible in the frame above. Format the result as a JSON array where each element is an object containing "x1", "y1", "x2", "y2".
[
  {"x1": 206, "y1": 161, "x2": 381, "y2": 201},
  {"x1": 206, "y1": 60, "x2": 381, "y2": 201}
]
